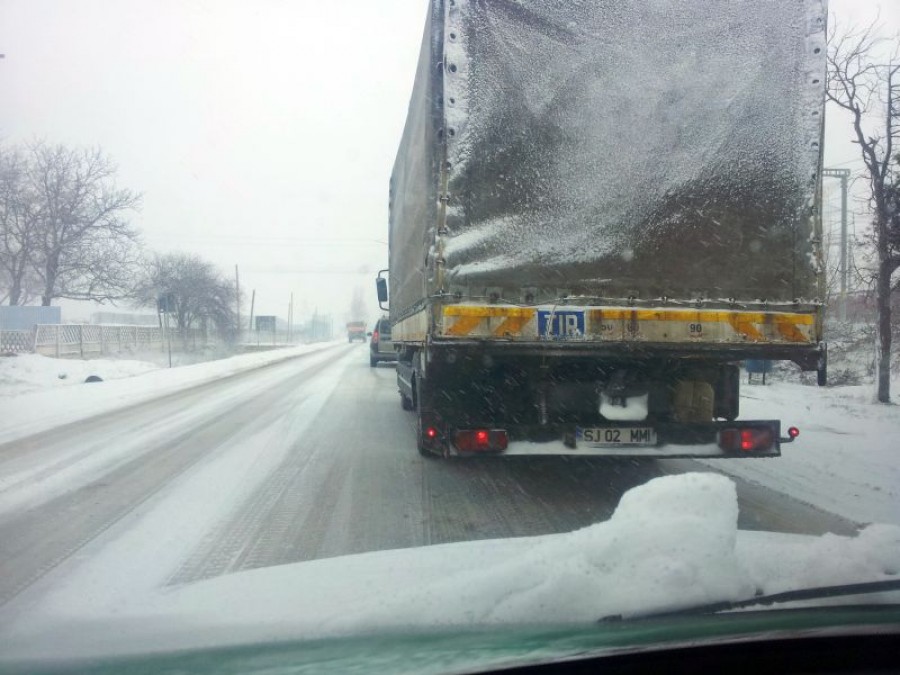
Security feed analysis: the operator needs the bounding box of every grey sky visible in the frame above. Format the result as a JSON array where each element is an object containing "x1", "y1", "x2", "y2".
[
  {"x1": 1, "y1": 0, "x2": 897, "y2": 322},
  {"x1": 1, "y1": 0, "x2": 426, "y2": 322}
]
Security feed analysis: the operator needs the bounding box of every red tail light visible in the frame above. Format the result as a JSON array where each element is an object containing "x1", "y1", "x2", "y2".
[
  {"x1": 788, "y1": 426, "x2": 800, "y2": 439},
  {"x1": 454, "y1": 429, "x2": 508, "y2": 452},
  {"x1": 740, "y1": 429, "x2": 754, "y2": 451},
  {"x1": 372, "y1": 330, "x2": 379, "y2": 344},
  {"x1": 719, "y1": 426, "x2": 774, "y2": 453},
  {"x1": 425, "y1": 426, "x2": 438, "y2": 439}
]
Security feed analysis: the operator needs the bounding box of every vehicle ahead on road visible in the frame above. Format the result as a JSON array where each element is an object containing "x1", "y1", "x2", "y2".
[
  {"x1": 379, "y1": 0, "x2": 824, "y2": 459},
  {"x1": 346, "y1": 321, "x2": 366, "y2": 343},
  {"x1": 369, "y1": 317, "x2": 396, "y2": 368}
]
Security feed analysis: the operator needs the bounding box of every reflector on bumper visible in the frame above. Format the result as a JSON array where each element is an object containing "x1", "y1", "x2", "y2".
[{"x1": 454, "y1": 429, "x2": 509, "y2": 452}]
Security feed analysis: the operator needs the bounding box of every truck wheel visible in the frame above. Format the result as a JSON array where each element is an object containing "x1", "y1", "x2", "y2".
[
  {"x1": 370, "y1": 356, "x2": 378, "y2": 368},
  {"x1": 416, "y1": 417, "x2": 434, "y2": 457},
  {"x1": 415, "y1": 389, "x2": 443, "y2": 458}
]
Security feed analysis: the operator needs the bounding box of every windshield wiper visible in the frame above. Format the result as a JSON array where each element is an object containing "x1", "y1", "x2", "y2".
[{"x1": 601, "y1": 578, "x2": 900, "y2": 622}]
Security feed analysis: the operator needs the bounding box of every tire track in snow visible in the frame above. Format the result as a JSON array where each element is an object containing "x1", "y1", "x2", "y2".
[
  {"x1": 169, "y1": 358, "x2": 429, "y2": 583},
  {"x1": 0, "y1": 349, "x2": 347, "y2": 607}
]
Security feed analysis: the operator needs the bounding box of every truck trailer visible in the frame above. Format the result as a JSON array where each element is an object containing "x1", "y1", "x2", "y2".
[{"x1": 378, "y1": 0, "x2": 827, "y2": 458}]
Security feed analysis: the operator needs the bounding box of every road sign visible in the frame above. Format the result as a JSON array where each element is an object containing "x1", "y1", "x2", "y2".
[
  {"x1": 157, "y1": 293, "x2": 176, "y2": 314},
  {"x1": 256, "y1": 315, "x2": 276, "y2": 331}
]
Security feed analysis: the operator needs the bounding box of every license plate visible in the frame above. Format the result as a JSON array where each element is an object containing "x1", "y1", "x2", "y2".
[{"x1": 576, "y1": 427, "x2": 657, "y2": 447}]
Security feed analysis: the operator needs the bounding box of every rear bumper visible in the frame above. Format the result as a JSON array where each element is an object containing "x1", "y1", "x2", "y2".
[
  {"x1": 441, "y1": 421, "x2": 787, "y2": 458},
  {"x1": 428, "y1": 339, "x2": 822, "y2": 367}
]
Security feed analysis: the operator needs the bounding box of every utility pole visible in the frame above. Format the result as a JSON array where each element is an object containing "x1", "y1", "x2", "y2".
[
  {"x1": 248, "y1": 289, "x2": 256, "y2": 333},
  {"x1": 823, "y1": 168, "x2": 851, "y2": 321},
  {"x1": 235, "y1": 264, "x2": 241, "y2": 340},
  {"x1": 289, "y1": 291, "x2": 294, "y2": 343}
]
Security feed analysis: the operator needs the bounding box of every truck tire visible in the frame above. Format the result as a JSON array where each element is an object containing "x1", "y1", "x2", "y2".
[
  {"x1": 370, "y1": 355, "x2": 378, "y2": 368},
  {"x1": 415, "y1": 380, "x2": 444, "y2": 458},
  {"x1": 416, "y1": 416, "x2": 434, "y2": 457}
]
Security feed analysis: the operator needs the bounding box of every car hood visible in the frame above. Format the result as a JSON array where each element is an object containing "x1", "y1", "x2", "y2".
[{"x1": 2, "y1": 474, "x2": 898, "y2": 664}]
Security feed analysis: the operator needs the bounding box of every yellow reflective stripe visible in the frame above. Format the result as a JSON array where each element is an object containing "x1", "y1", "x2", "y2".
[
  {"x1": 774, "y1": 318, "x2": 809, "y2": 342},
  {"x1": 727, "y1": 315, "x2": 765, "y2": 341},
  {"x1": 443, "y1": 306, "x2": 536, "y2": 337},
  {"x1": 441, "y1": 305, "x2": 814, "y2": 341},
  {"x1": 492, "y1": 315, "x2": 532, "y2": 337},
  {"x1": 588, "y1": 309, "x2": 814, "y2": 324},
  {"x1": 445, "y1": 315, "x2": 483, "y2": 336}
]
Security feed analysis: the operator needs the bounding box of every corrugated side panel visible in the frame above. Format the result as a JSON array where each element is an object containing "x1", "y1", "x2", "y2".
[
  {"x1": 388, "y1": 1, "x2": 443, "y2": 325},
  {"x1": 439, "y1": 0, "x2": 827, "y2": 307}
]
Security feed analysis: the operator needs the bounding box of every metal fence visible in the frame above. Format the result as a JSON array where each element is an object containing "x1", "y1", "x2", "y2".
[
  {"x1": 28, "y1": 324, "x2": 165, "y2": 357},
  {"x1": 0, "y1": 330, "x2": 34, "y2": 353},
  {"x1": 2, "y1": 324, "x2": 166, "y2": 357},
  {"x1": 2, "y1": 323, "x2": 310, "y2": 357}
]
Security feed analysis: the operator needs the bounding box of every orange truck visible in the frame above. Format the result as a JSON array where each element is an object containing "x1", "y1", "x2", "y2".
[{"x1": 346, "y1": 321, "x2": 366, "y2": 343}]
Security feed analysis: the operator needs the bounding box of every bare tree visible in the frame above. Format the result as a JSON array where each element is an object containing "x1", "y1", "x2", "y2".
[
  {"x1": 0, "y1": 146, "x2": 40, "y2": 304},
  {"x1": 134, "y1": 252, "x2": 237, "y2": 345},
  {"x1": 26, "y1": 142, "x2": 141, "y2": 306},
  {"x1": 826, "y1": 22, "x2": 900, "y2": 402}
]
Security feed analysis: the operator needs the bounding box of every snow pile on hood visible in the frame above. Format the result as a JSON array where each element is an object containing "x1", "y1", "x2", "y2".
[
  {"x1": 159, "y1": 473, "x2": 897, "y2": 637},
  {"x1": 344, "y1": 473, "x2": 752, "y2": 628},
  {"x1": 740, "y1": 525, "x2": 900, "y2": 596},
  {"x1": 5, "y1": 473, "x2": 898, "y2": 661}
]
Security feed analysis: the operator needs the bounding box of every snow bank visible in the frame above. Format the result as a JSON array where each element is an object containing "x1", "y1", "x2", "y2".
[
  {"x1": 698, "y1": 377, "x2": 900, "y2": 526},
  {"x1": 0, "y1": 342, "x2": 341, "y2": 444},
  {"x1": 6, "y1": 474, "x2": 896, "y2": 660},
  {"x1": 0, "y1": 353, "x2": 158, "y2": 395}
]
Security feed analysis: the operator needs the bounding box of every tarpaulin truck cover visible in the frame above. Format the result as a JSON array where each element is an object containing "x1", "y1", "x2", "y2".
[{"x1": 388, "y1": 0, "x2": 826, "y2": 333}]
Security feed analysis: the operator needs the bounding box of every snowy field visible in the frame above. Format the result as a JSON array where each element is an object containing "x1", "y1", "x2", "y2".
[
  {"x1": 0, "y1": 343, "x2": 340, "y2": 444},
  {"x1": 0, "y1": 353, "x2": 160, "y2": 395}
]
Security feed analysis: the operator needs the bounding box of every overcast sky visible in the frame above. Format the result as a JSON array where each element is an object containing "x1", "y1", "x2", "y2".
[{"x1": 1, "y1": 0, "x2": 898, "y2": 322}]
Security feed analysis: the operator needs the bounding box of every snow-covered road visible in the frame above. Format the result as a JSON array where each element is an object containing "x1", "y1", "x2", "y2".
[{"x1": 0, "y1": 343, "x2": 868, "y2": 631}]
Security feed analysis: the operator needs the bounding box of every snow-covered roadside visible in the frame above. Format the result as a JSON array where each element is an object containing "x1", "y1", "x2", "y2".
[
  {"x1": 3, "y1": 473, "x2": 897, "y2": 661},
  {"x1": 699, "y1": 378, "x2": 900, "y2": 526},
  {"x1": 0, "y1": 353, "x2": 159, "y2": 395},
  {"x1": 0, "y1": 342, "x2": 344, "y2": 445}
]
